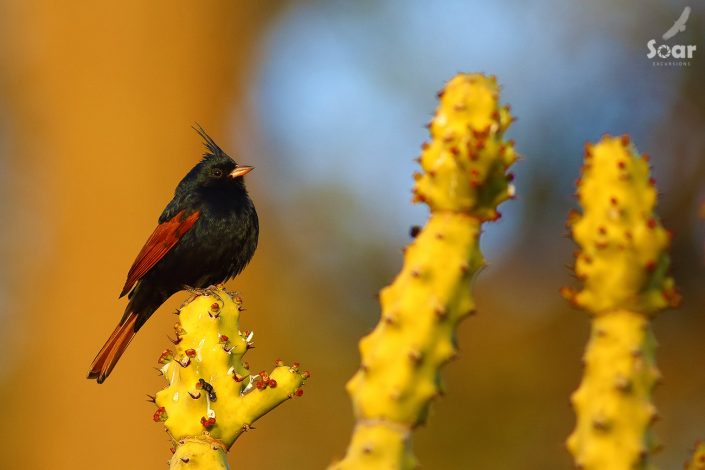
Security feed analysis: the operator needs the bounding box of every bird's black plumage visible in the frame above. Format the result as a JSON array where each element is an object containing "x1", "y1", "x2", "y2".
[{"x1": 88, "y1": 127, "x2": 258, "y2": 383}]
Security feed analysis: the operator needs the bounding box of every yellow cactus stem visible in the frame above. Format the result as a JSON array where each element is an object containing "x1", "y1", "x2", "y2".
[
  {"x1": 686, "y1": 442, "x2": 705, "y2": 470},
  {"x1": 563, "y1": 135, "x2": 680, "y2": 470},
  {"x1": 331, "y1": 73, "x2": 517, "y2": 470},
  {"x1": 153, "y1": 289, "x2": 309, "y2": 470}
]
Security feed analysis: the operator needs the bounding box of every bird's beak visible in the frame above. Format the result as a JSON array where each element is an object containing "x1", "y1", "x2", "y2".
[{"x1": 229, "y1": 165, "x2": 254, "y2": 178}]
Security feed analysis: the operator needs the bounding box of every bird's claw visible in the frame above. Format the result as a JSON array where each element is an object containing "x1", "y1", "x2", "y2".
[{"x1": 181, "y1": 284, "x2": 229, "y2": 305}]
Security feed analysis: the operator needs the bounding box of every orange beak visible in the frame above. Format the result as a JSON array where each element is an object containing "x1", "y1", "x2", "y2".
[{"x1": 229, "y1": 165, "x2": 254, "y2": 178}]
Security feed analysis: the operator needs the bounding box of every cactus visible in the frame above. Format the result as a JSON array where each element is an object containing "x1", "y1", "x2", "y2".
[
  {"x1": 563, "y1": 136, "x2": 679, "y2": 470},
  {"x1": 331, "y1": 73, "x2": 517, "y2": 469},
  {"x1": 686, "y1": 442, "x2": 705, "y2": 470},
  {"x1": 153, "y1": 288, "x2": 308, "y2": 469}
]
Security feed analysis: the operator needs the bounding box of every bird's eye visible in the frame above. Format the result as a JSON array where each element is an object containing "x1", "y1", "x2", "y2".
[{"x1": 211, "y1": 168, "x2": 224, "y2": 178}]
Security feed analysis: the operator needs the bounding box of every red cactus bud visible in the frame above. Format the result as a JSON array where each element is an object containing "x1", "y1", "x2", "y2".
[
  {"x1": 274, "y1": 358, "x2": 284, "y2": 367},
  {"x1": 157, "y1": 349, "x2": 173, "y2": 364},
  {"x1": 302, "y1": 370, "x2": 311, "y2": 379},
  {"x1": 560, "y1": 287, "x2": 576, "y2": 302},
  {"x1": 211, "y1": 302, "x2": 220, "y2": 311},
  {"x1": 268, "y1": 379, "x2": 277, "y2": 388},
  {"x1": 219, "y1": 335, "x2": 229, "y2": 343},
  {"x1": 294, "y1": 388, "x2": 304, "y2": 397},
  {"x1": 152, "y1": 407, "x2": 166, "y2": 422}
]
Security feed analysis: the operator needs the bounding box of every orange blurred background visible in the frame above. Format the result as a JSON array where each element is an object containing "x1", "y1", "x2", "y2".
[{"x1": 0, "y1": 1, "x2": 703, "y2": 469}]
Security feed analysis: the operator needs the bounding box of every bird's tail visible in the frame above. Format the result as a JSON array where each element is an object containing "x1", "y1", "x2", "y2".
[{"x1": 87, "y1": 312, "x2": 138, "y2": 384}]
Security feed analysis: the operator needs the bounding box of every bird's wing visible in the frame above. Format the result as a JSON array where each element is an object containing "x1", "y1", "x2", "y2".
[
  {"x1": 663, "y1": 6, "x2": 691, "y2": 39},
  {"x1": 120, "y1": 209, "x2": 200, "y2": 297}
]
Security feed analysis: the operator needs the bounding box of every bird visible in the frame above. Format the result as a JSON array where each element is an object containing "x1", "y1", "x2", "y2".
[
  {"x1": 662, "y1": 6, "x2": 691, "y2": 40},
  {"x1": 87, "y1": 126, "x2": 259, "y2": 384}
]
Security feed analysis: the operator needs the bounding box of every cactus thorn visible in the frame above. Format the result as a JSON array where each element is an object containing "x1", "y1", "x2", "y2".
[
  {"x1": 591, "y1": 416, "x2": 611, "y2": 432},
  {"x1": 167, "y1": 335, "x2": 182, "y2": 345},
  {"x1": 434, "y1": 306, "x2": 447, "y2": 319}
]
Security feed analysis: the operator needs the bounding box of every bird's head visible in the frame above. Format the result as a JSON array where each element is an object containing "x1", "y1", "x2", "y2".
[{"x1": 179, "y1": 125, "x2": 254, "y2": 194}]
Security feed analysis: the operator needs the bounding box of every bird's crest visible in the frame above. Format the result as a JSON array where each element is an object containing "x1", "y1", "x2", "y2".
[{"x1": 193, "y1": 124, "x2": 226, "y2": 159}]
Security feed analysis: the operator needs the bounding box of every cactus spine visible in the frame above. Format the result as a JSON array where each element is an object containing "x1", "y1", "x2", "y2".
[
  {"x1": 153, "y1": 289, "x2": 308, "y2": 469},
  {"x1": 331, "y1": 74, "x2": 517, "y2": 469},
  {"x1": 564, "y1": 136, "x2": 679, "y2": 470}
]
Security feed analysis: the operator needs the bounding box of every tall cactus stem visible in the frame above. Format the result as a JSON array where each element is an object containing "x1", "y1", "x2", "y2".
[
  {"x1": 332, "y1": 73, "x2": 517, "y2": 469},
  {"x1": 564, "y1": 136, "x2": 679, "y2": 470}
]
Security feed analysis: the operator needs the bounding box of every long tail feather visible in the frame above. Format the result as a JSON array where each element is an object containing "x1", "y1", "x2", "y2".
[{"x1": 87, "y1": 313, "x2": 138, "y2": 384}]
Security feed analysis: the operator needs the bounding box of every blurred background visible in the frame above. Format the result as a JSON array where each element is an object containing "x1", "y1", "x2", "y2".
[{"x1": 0, "y1": 0, "x2": 703, "y2": 468}]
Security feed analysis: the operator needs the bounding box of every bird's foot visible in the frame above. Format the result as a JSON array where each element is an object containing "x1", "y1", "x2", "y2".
[{"x1": 182, "y1": 284, "x2": 230, "y2": 305}]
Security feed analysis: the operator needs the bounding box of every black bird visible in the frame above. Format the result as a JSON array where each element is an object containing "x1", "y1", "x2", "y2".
[{"x1": 88, "y1": 126, "x2": 259, "y2": 383}]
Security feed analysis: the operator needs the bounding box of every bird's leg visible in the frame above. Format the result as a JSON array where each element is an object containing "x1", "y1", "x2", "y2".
[
  {"x1": 207, "y1": 284, "x2": 228, "y2": 305},
  {"x1": 182, "y1": 284, "x2": 229, "y2": 305},
  {"x1": 181, "y1": 285, "x2": 211, "y2": 308},
  {"x1": 209, "y1": 283, "x2": 240, "y2": 301}
]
